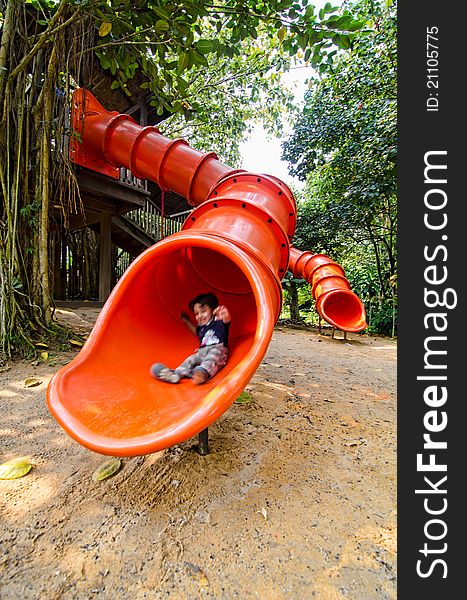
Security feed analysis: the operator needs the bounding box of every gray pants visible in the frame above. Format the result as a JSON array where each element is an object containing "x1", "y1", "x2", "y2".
[{"x1": 176, "y1": 344, "x2": 228, "y2": 379}]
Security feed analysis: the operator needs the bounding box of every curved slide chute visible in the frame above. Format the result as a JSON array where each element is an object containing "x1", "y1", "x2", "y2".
[{"x1": 47, "y1": 89, "x2": 366, "y2": 456}]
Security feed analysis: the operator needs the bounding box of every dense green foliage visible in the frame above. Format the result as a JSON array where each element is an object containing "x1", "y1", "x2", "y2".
[
  {"x1": 282, "y1": 0, "x2": 396, "y2": 336},
  {"x1": 85, "y1": 0, "x2": 367, "y2": 163},
  {"x1": 89, "y1": 0, "x2": 365, "y2": 112}
]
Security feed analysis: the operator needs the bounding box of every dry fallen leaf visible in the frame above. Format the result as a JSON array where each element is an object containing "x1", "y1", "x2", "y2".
[
  {"x1": 345, "y1": 438, "x2": 368, "y2": 447},
  {"x1": 184, "y1": 562, "x2": 209, "y2": 588},
  {"x1": 69, "y1": 339, "x2": 84, "y2": 347},
  {"x1": 24, "y1": 377, "x2": 42, "y2": 388},
  {"x1": 92, "y1": 458, "x2": 122, "y2": 482},
  {"x1": 0, "y1": 457, "x2": 33, "y2": 480}
]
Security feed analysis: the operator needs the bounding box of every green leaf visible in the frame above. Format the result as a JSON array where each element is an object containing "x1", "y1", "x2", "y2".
[
  {"x1": 0, "y1": 457, "x2": 33, "y2": 480},
  {"x1": 99, "y1": 55, "x2": 111, "y2": 70},
  {"x1": 92, "y1": 458, "x2": 122, "y2": 482},
  {"x1": 178, "y1": 52, "x2": 190, "y2": 72},
  {"x1": 347, "y1": 19, "x2": 366, "y2": 32},
  {"x1": 335, "y1": 16, "x2": 352, "y2": 30},
  {"x1": 71, "y1": 131, "x2": 82, "y2": 143},
  {"x1": 195, "y1": 39, "x2": 216, "y2": 55},
  {"x1": 176, "y1": 76, "x2": 189, "y2": 92},
  {"x1": 155, "y1": 19, "x2": 170, "y2": 34},
  {"x1": 335, "y1": 35, "x2": 351, "y2": 50},
  {"x1": 99, "y1": 22, "x2": 112, "y2": 37},
  {"x1": 277, "y1": 26, "x2": 287, "y2": 42},
  {"x1": 191, "y1": 50, "x2": 208, "y2": 67},
  {"x1": 235, "y1": 391, "x2": 254, "y2": 405}
]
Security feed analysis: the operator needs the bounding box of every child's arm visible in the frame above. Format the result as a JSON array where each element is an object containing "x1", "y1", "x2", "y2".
[
  {"x1": 213, "y1": 305, "x2": 231, "y2": 323},
  {"x1": 180, "y1": 311, "x2": 197, "y2": 335}
]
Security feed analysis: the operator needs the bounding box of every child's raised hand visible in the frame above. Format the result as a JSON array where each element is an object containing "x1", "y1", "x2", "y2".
[
  {"x1": 180, "y1": 310, "x2": 190, "y2": 322},
  {"x1": 213, "y1": 305, "x2": 231, "y2": 323}
]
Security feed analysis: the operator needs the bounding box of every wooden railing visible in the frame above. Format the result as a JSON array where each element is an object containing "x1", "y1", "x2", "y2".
[
  {"x1": 54, "y1": 204, "x2": 192, "y2": 296},
  {"x1": 125, "y1": 201, "x2": 190, "y2": 242},
  {"x1": 115, "y1": 204, "x2": 191, "y2": 285},
  {"x1": 118, "y1": 168, "x2": 148, "y2": 192},
  {"x1": 114, "y1": 248, "x2": 132, "y2": 283}
]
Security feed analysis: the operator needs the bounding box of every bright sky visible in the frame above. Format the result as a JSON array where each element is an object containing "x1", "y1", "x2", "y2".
[
  {"x1": 238, "y1": 65, "x2": 314, "y2": 188},
  {"x1": 239, "y1": 0, "x2": 342, "y2": 188}
]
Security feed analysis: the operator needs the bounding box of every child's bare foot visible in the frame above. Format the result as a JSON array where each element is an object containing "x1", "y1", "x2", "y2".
[{"x1": 192, "y1": 367, "x2": 209, "y2": 385}]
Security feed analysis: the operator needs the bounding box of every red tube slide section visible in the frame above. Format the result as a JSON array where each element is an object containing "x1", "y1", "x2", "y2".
[
  {"x1": 47, "y1": 89, "x2": 365, "y2": 456},
  {"x1": 288, "y1": 248, "x2": 367, "y2": 332}
]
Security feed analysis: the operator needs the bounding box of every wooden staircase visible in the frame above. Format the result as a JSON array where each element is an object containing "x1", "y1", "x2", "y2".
[
  {"x1": 103, "y1": 201, "x2": 188, "y2": 257},
  {"x1": 52, "y1": 166, "x2": 191, "y2": 301}
]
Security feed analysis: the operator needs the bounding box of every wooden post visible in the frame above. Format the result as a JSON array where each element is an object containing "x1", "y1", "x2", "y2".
[
  {"x1": 71, "y1": 246, "x2": 78, "y2": 299},
  {"x1": 139, "y1": 99, "x2": 148, "y2": 126},
  {"x1": 99, "y1": 214, "x2": 112, "y2": 301},
  {"x1": 61, "y1": 236, "x2": 67, "y2": 300},
  {"x1": 53, "y1": 231, "x2": 62, "y2": 300}
]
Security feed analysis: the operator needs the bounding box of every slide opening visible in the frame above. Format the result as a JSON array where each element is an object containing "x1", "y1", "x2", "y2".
[
  {"x1": 151, "y1": 244, "x2": 258, "y2": 349},
  {"x1": 318, "y1": 290, "x2": 367, "y2": 333},
  {"x1": 50, "y1": 237, "x2": 272, "y2": 453},
  {"x1": 83, "y1": 241, "x2": 261, "y2": 382}
]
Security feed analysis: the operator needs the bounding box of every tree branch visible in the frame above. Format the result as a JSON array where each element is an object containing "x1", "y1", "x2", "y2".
[{"x1": 8, "y1": 1, "x2": 78, "y2": 81}]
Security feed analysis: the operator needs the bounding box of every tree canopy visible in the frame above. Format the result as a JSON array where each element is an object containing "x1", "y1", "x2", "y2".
[
  {"x1": 88, "y1": 0, "x2": 365, "y2": 114},
  {"x1": 282, "y1": 0, "x2": 397, "y2": 334}
]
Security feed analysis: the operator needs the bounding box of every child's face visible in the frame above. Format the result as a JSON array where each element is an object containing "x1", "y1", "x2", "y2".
[{"x1": 193, "y1": 303, "x2": 213, "y2": 326}]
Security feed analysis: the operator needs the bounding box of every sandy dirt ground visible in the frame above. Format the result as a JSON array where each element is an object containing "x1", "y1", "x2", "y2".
[{"x1": 1, "y1": 306, "x2": 396, "y2": 599}]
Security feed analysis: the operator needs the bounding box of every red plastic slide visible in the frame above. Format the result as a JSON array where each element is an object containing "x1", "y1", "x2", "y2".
[{"x1": 46, "y1": 89, "x2": 366, "y2": 456}]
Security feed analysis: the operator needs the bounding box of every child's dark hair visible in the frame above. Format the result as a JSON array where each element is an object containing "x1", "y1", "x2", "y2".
[{"x1": 189, "y1": 292, "x2": 219, "y2": 311}]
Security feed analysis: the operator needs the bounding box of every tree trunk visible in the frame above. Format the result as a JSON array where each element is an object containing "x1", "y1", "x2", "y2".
[
  {"x1": 0, "y1": 0, "x2": 17, "y2": 110},
  {"x1": 288, "y1": 282, "x2": 301, "y2": 322},
  {"x1": 38, "y1": 46, "x2": 58, "y2": 326}
]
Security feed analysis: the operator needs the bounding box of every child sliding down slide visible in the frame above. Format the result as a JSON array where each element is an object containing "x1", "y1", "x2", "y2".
[{"x1": 150, "y1": 293, "x2": 231, "y2": 385}]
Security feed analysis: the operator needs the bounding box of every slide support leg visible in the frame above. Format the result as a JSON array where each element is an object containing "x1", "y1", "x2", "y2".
[{"x1": 198, "y1": 428, "x2": 210, "y2": 455}]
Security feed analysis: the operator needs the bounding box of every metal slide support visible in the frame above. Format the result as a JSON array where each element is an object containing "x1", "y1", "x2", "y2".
[{"x1": 198, "y1": 428, "x2": 210, "y2": 455}]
